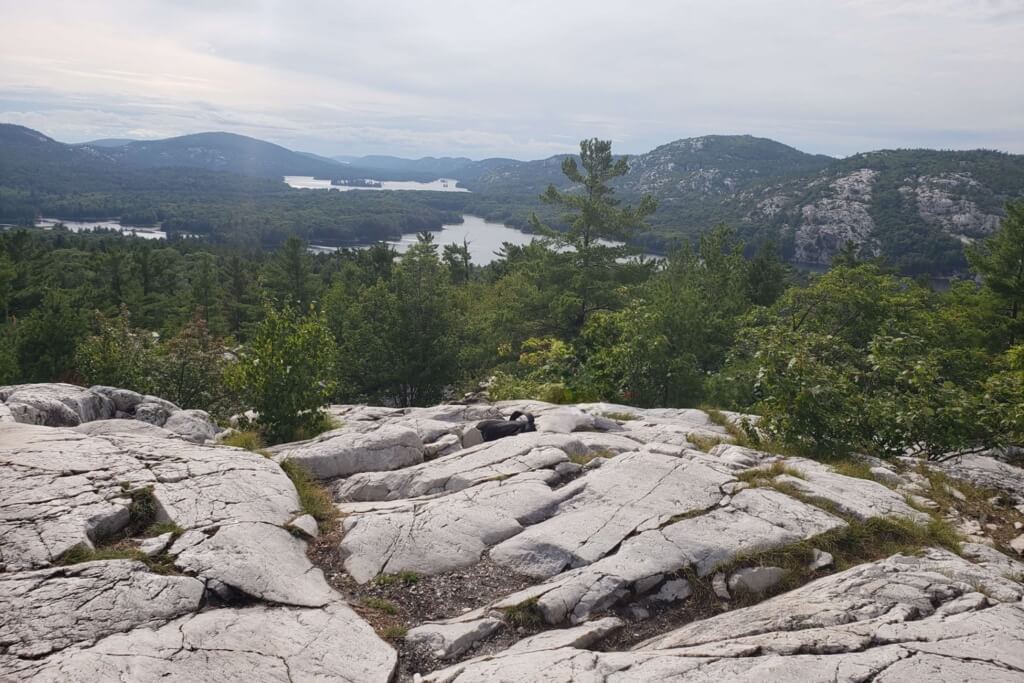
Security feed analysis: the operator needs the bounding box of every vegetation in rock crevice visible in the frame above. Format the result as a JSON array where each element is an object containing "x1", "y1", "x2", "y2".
[{"x1": 277, "y1": 459, "x2": 338, "y2": 533}]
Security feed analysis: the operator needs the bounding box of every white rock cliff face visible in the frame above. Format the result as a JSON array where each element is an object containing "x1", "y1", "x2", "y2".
[
  {"x1": 794, "y1": 169, "x2": 880, "y2": 264},
  {"x1": 905, "y1": 172, "x2": 1002, "y2": 240},
  {"x1": 2, "y1": 383, "x2": 1023, "y2": 682}
]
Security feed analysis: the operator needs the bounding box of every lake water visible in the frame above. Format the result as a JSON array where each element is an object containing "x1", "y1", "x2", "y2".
[
  {"x1": 36, "y1": 218, "x2": 167, "y2": 239},
  {"x1": 311, "y1": 215, "x2": 538, "y2": 264},
  {"x1": 311, "y1": 214, "x2": 663, "y2": 266},
  {"x1": 284, "y1": 176, "x2": 469, "y2": 192}
]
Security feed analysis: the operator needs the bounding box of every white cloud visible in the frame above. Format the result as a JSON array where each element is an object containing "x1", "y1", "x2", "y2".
[{"x1": 0, "y1": 0, "x2": 1021, "y2": 157}]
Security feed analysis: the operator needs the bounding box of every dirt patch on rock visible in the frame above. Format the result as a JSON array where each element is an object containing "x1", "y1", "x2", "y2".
[{"x1": 308, "y1": 531, "x2": 540, "y2": 681}]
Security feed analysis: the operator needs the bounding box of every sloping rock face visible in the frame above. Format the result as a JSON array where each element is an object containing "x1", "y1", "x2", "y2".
[
  {"x1": 424, "y1": 550, "x2": 1024, "y2": 682},
  {"x1": 794, "y1": 169, "x2": 880, "y2": 264},
  {"x1": 4, "y1": 389, "x2": 1024, "y2": 682},
  {"x1": 0, "y1": 390, "x2": 397, "y2": 682},
  {"x1": 9, "y1": 601, "x2": 394, "y2": 682},
  {"x1": 315, "y1": 400, "x2": 1024, "y2": 681},
  {"x1": 905, "y1": 172, "x2": 1002, "y2": 240},
  {"x1": 274, "y1": 424, "x2": 424, "y2": 479}
]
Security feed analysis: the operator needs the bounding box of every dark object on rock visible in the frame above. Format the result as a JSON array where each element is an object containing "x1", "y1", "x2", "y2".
[{"x1": 474, "y1": 411, "x2": 536, "y2": 443}]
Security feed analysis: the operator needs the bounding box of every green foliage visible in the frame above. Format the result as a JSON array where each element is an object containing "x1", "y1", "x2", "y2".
[
  {"x1": 16, "y1": 288, "x2": 88, "y2": 381},
  {"x1": 968, "y1": 199, "x2": 1024, "y2": 342},
  {"x1": 76, "y1": 307, "x2": 235, "y2": 416},
  {"x1": 227, "y1": 306, "x2": 337, "y2": 443},
  {"x1": 219, "y1": 430, "x2": 266, "y2": 452},
  {"x1": 374, "y1": 570, "x2": 420, "y2": 586},
  {"x1": 716, "y1": 262, "x2": 1014, "y2": 460},
  {"x1": 362, "y1": 597, "x2": 398, "y2": 614},
  {"x1": 487, "y1": 337, "x2": 590, "y2": 404},
  {"x1": 529, "y1": 138, "x2": 656, "y2": 331},
  {"x1": 330, "y1": 236, "x2": 458, "y2": 406},
  {"x1": 149, "y1": 317, "x2": 234, "y2": 417},
  {"x1": 503, "y1": 598, "x2": 543, "y2": 627},
  {"x1": 581, "y1": 226, "x2": 752, "y2": 407},
  {"x1": 75, "y1": 305, "x2": 156, "y2": 391},
  {"x1": 278, "y1": 458, "x2": 338, "y2": 532}
]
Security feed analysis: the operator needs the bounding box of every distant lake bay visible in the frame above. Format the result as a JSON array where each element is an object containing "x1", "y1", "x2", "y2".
[
  {"x1": 311, "y1": 215, "x2": 539, "y2": 265},
  {"x1": 284, "y1": 176, "x2": 469, "y2": 192},
  {"x1": 311, "y1": 214, "x2": 663, "y2": 266}
]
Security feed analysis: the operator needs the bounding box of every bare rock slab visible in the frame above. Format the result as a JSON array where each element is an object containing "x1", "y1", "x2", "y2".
[
  {"x1": 406, "y1": 618, "x2": 503, "y2": 659},
  {"x1": 336, "y1": 432, "x2": 585, "y2": 502},
  {"x1": 0, "y1": 559, "x2": 203, "y2": 660},
  {"x1": 339, "y1": 471, "x2": 571, "y2": 582},
  {"x1": 13, "y1": 601, "x2": 396, "y2": 682},
  {"x1": 424, "y1": 549, "x2": 1024, "y2": 682},
  {"x1": 489, "y1": 451, "x2": 734, "y2": 579},
  {"x1": 174, "y1": 522, "x2": 335, "y2": 607},
  {"x1": 276, "y1": 424, "x2": 423, "y2": 479}
]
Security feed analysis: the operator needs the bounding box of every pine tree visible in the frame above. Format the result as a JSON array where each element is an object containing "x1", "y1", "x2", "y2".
[
  {"x1": 968, "y1": 200, "x2": 1024, "y2": 343},
  {"x1": 529, "y1": 138, "x2": 656, "y2": 332}
]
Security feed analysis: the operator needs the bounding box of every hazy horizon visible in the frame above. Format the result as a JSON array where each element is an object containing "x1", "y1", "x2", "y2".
[{"x1": 2, "y1": 0, "x2": 1022, "y2": 159}]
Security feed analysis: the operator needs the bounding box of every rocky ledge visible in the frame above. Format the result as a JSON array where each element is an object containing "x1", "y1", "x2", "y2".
[{"x1": 1, "y1": 386, "x2": 1023, "y2": 682}]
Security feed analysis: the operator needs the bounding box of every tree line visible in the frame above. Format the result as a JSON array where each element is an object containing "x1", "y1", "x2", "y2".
[{"x1": 1, "y1": 138, "x2": 1021, "y2": 458}]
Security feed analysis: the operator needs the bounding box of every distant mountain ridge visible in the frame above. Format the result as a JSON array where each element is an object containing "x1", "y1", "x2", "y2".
[
  {"x1": 92, "y1": 131, "x2": 357, "y2": 179},
  {"x1": 2, "y1": 123, "x2": 1022, "y2": 274}
]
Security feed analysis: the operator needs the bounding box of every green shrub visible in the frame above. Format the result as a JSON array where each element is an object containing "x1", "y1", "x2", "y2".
[{"x1": 226, "y1": 306, "x2": 337, "y2": 444}]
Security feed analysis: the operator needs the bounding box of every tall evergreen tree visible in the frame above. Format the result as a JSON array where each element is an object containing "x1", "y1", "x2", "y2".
[
  {"x1": 266, "y1": 236, "x2": 315, "y2": 308},
  {"x1": 529, "y1": 138, "x2": 656, "y2": 332},
  {"x1": 968, "y1": 200, "x2": 1024, "y2": 343}
]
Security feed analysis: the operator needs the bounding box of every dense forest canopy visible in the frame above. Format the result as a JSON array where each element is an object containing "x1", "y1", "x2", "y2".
[{"x1": 1, "y1": 136, "x2": 1021, "y2": 461}]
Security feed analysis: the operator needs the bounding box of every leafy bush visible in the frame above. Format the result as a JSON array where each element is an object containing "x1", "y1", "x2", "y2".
[{"x1": 226, "y1": 306, "x2": 337, "y2": 444}]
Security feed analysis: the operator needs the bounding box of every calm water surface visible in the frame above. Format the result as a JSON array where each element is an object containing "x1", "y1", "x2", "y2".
[
  {"x1": 284, "y1": 176, "x2": 469, "y2": 192},
  {"x1": 311, "y1": 215, "x2": 539, "y2": 264},
  {"x1": 36, "y1": 218, "x2": 167, "y2": 239}
]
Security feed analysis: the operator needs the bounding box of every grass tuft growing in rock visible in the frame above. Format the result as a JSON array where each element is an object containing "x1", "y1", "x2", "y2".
[
  {"x1": 123, "y1": 486, "x2": 158, "y2": 536},
  {"x1": 569, "y1": 449, "x2": 616, "y2": 466},
  {"x1": 56, "y1": 543, "x2": 179, "y2": 574},
  {"x1": 363, "y1": 597, "x2": 399, "y2": 615},
  {"x1": 381, "y1": 625, "x2": 408, "y2": 640},
  {"x1": 736, "y1": 461, "x2": 806, "y2": 486},
  {"x1": 689, "y1": 515, "x2": 963, "y2": 609},
  {"x1": 600, "y1": 411, "x2": 638, "y2": 422},
  {"x1": 219, "y1": 430, "x2": 265, "y2": 451},
  {"x1": 830, "y1": 459, "x2": 894, "y2": 487},
  {"x1": 917, "y1": 464, "x2": 1024, "y2": 550},
  {"x1": 279, "y1": 458, "x2": 338, "y2": 533},
  {"x1": 143, "y1": 521, "x2": 184, "y2": 538},
  {"x1": 290, "y1": 414, "x2": 344, "y2": 442},
  {"x1": 688, "y1": 434, "x2": 727, "y2": 453},
  {"x1": 375, "y1": 570, "x2": 420, "y2": 586},
  {"x1": 503, "y1": 597, "x2": 543, "y2": 628}
]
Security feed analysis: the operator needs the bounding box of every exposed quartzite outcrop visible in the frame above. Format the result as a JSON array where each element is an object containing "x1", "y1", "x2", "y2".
[{"x1": 2, "y1": 384, "x2": 1023, "y2": 682}]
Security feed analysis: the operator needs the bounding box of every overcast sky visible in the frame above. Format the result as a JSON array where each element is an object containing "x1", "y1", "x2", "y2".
[{"x1": 1, "y1": 0, "x2": 1021, "y2": 159}]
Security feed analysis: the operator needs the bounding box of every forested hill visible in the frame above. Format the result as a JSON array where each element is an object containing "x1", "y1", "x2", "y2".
[
  {"x1": 435, "y1": 136, "x2": 1024, "y2": 275},
  {"x1": 3, "y1": 123, "x2": 1024, "y2": 274},
  {"x1": 85, "y1": 131, "x2": 360, "y2": 179}
]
